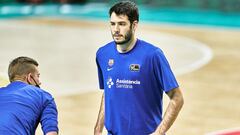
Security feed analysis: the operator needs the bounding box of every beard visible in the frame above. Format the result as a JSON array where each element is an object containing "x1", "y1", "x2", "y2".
[{"x1": 112, "y1": 28, "x2": 133, "y2": 45}]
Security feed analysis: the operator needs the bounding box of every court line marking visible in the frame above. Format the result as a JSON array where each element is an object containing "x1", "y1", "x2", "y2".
[
  {"x1": 205, "y1": 127, "x2": 240, "y2": 135},
  {"x1": 0, "y1": 20, "x2": 213, "y2": 96}
]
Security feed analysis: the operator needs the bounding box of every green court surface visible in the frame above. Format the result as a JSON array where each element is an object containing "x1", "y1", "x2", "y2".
[{"x1": 0, "y1": 3, "x2": 240, "y2": 28}]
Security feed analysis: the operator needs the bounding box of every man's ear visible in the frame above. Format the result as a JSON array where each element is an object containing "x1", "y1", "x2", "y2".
[
  {"x1": 26, "y1": 73, "x2": 32, "y2": 83},
  {"x1": 132, "y1": 21, "x2": 138, "y2": 32}
]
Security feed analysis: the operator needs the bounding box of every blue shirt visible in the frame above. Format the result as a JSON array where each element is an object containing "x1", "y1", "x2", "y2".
[
  {"x1": 96, "y1": 39, "x2": 179, "y2": 135},
  {"x1": 0, "y1": 81, "x2": 58, "y2": 135}
]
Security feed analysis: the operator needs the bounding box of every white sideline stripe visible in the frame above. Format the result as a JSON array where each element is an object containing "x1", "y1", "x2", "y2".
[{"x1": 173, "y1": 37, "x2": 213, "y2": 76}]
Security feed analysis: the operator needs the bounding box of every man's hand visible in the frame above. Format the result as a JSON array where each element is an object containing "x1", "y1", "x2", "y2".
[
  {"x1": 149, "y1": 129, "x2": 165, "y2": 135},
  {"x1": 46, "y1": 131, "x2": 58, "y2": 135},
  {"x1": 94, "y1": 129, "x2": 102, "y2": 135}
]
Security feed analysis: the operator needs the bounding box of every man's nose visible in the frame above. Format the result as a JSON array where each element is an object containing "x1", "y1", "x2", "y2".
[{"x1": 114, "y1": 24, "x2": 120, "y2": 32}]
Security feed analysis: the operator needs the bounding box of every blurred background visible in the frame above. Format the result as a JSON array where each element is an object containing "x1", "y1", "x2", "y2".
[
  {"x1": 1, "y1": 0, "x2": 240, "y2": 11},
  {"x1": 0, "y1": 0, "x2": 240, "y2": 26},
  {"x1": 0, "y1": 0, "x2": 240, "y2": 135}
]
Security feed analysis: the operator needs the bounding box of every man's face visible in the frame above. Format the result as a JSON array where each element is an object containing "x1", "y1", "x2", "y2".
[
  {"x1": 28, "y1": 66, "x2": 41, "y2": 87},
  {"x1": 110, "y1": 12, "x2": 133, "y2": 45}
]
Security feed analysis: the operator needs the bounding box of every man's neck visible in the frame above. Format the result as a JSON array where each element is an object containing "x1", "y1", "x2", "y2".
[
  {"x1": 116, "y1": 37, "x2": 137, "y2": 53},
  {"x1": 12, "y1": 76, "x2": 27, "y2": 84}
]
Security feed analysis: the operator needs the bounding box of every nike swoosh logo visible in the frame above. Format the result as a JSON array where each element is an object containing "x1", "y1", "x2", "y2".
[{"x1": 107, "y1": 68, "x2": 113, "y2": 71}]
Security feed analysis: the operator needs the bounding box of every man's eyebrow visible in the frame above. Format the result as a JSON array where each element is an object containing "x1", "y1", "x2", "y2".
[{"x1": 110, "y1": 21, "x2": 126, "y2": 23}]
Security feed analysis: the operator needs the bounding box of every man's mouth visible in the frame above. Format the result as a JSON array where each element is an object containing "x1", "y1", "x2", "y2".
[{"x1": 114, "y1": 34, "x2": 122, "y2": 37}]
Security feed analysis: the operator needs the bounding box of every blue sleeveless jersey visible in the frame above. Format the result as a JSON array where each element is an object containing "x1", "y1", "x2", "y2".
[
  {"x1": 96, "y1": 39, "x2": 179, "y2": 135},
  {"x1": 0, "y1": 81, "x2": 58, "y2": 135}
]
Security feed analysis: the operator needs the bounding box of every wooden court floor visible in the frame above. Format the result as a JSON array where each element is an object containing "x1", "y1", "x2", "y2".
[
  {"x1": 46, "y1": 20, "x2": 239, "y2": 134},
  {"x1": 1, "y1": 19, "x2": 240, "y2": 135}
]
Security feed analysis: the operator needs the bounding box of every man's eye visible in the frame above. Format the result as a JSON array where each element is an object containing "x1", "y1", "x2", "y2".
[{"x1": 119, "y1": 23, "x2": 126, "y2": 26}]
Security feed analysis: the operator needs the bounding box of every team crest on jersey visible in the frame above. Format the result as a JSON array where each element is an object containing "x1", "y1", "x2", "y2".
[
  {"x1": 108, "y1": 59, "x2": 114, "y2": 67},
  {"x1": 129, "y1": 64, "x2": 140, "y2": 71}
]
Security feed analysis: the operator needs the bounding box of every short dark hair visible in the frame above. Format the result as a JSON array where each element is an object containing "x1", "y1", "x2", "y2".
[
  {"x1": 8, "y1": 56, "x2": 38, "y2": 82},
  {"x1": 109, "y1": 1, "x2": 139, "y2": 24}
]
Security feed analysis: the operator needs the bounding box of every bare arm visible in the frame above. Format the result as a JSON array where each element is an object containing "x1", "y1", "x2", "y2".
[
  {"x1": 151, "y1": 87, "x2": 184, "y2": 135},
  {"x1": 46, "y1": 131, "x2": 58, "y2": 135},
  {"x1": 94, "y1": 93, "x2": 105, "y2": 135}
]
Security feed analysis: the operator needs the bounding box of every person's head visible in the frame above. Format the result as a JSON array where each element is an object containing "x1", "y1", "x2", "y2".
[
  {"x1": 109, "y1": 1, "x2": 139, "y2": 45},
  {"x1": 8, "y1": 56, "x2": 41, "y2": 87}
]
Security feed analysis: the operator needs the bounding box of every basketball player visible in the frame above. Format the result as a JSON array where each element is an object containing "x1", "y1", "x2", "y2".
[
  {"x1": 0, "y1": 56, "x2": 58, "y2": 135},
  {"x1": 94, "y1": 1, "x2": 184, "y2": 135}
]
